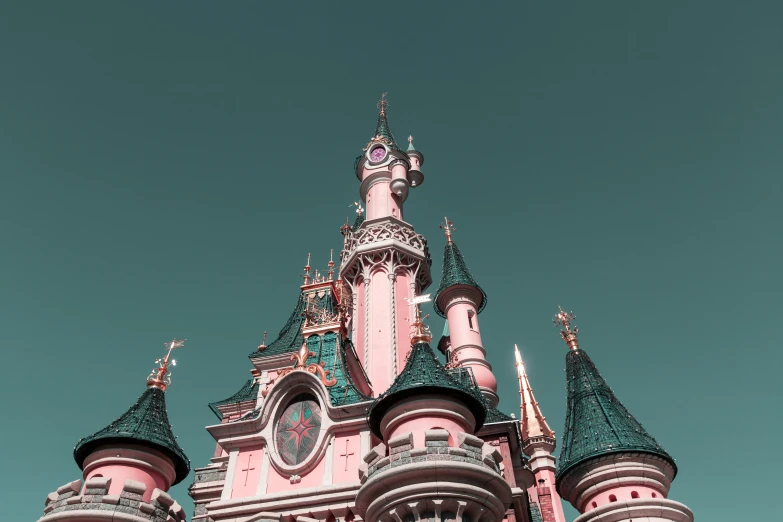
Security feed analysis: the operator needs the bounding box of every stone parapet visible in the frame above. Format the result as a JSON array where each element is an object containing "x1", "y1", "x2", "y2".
[
  {"x1": 359, "y1": 430, "x2": 503, "y2": 483},
  {"x1": 39, "y1": 478, "x2": 186, "y2": 522}
]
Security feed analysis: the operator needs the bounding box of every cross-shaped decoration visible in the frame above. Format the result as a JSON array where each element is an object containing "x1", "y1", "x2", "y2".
[
  {"x1": 339, "y1": 439, "x2": 355, "y2": 471},
  {"x1": 240, "y1": 453, "x2": 255, "y2": 486}
]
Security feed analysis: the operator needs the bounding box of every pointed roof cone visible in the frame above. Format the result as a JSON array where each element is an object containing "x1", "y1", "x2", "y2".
[
  {"x1": 73, "y1": 386, "x2": 190, "y2": 485},
  {"x1": 407, "y1": 135, "x2": 417, "y2": 152},
  {"x1": 368, "y1": 341, "x2": 487, "y2": 438},
  {"x1": 556, "y1": 346, "x2": 676, "y2": 481},
  {"x1": 433, "y1": 240, "x2": 487, "y2": 317},
  {"x1": 369, "y1": 98, "x2": 402, "y2": 152},
  {"x1": 515, "y1": 345, "x2": 555, "y2": 440}
]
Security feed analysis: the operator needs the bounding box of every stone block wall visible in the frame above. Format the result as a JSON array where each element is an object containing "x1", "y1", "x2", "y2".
[
  {"x1": 359, "y1": 430, "x2": 504, "y2": 483},
  {"x1": 40, "y1": 477, "x2": 187, "y2": 522}
]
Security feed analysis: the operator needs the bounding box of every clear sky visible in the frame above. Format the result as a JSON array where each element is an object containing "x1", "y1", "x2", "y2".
[{"x1": 1, "y1": 2, "x2": 780, "y2": 521}]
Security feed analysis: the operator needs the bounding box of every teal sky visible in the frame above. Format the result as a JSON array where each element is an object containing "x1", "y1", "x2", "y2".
[{"x1": 1, "y1": 3, "x2": 780, "y2": 520}]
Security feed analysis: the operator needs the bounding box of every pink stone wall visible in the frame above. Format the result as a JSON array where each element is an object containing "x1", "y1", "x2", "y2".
[
  {"x1": 446, "y1": 300, "x2": 497, "y2": 394},
  {"x1": 265, "y1": 454, "x2": 327, "y2": 494},
  {"x1": 365, "y1": 181, "x2": 401, "y2": 221},
  {"x1": 230, "y1": 446, "x2": 264, "y2": 499},
  {"x1": 388, "y1": 415, "x2": 468, "y2": 448},
  {"x1": 332, "y1": 434, "x2": 362, "y2": 484},
  {"x1": 86, "y1": 465, "x2": 166, "y2": 502},
  {"x1": 395, "y1": 272, "x2": 413, "y2": 374},
  {"x1": 582, "y1": 485, "x2": 664, "y2": 512},
  {"x1": 355, "y1": 279, "x2": 366, "y2": 365},
  {"x1": 370, "y1": 269, "x2": 392, "y2": 392}
]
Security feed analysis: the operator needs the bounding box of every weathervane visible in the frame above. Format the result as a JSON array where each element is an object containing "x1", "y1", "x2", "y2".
[
  {"x1": 147, "y1": 339, "x2": 186, "y2": 391},
  {"x1": 406, "y1": 293, "x2": 433, "y2": 345},
  {"x1": 327, "y1": 249, "x2": 335, "y2": 280},
  {"x1": 377, "y1": 92, "x2": 388, "y2": 115},
  {"x1": 351, "y1": 201, "x2": 364, "y2": 216},
  {"x1": 553, "y1": 306, "x2": 579, "y2": 350},
  {"x1": 439, "y1": 217, "x2": 455, "y2": 244},
  {"x1": 257, "y1": 331, "x2": 268, "y2": 352}
]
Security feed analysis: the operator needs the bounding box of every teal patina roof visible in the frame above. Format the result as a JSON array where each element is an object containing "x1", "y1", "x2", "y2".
[
  {"x1": 528, "y1": 502, "x2": 543, "y2": 522},
  {"x1": 556, "y1": 348, "x2": 676, "y2": 481},
  {"x1": 352, "y1": 212, "x2": 365, "y2": 232},
  {"x1": 303, "y1": 332, "x2": 372, "y2": 407},
  {"x1": 208, "y1": 379, "x2": 259, "y2": 420},
  {"x1": 368, "y1": 342, "x2": 487, "y2": 438},
  {"x1": 433, "y1": 241, "x2": 487, "y2": 317},
  {"x1": 371, "y1": 109, "x2": 403, "y2": 153},
  {"x1": 485, "y1": 407, "x2": 514, "y2": 424},
  {"x1": 249, "y1": 290, "x2": 337, "y2": 359},
  {"x1": 74, "y1": 387, "x2": 190, "y2": 485}
]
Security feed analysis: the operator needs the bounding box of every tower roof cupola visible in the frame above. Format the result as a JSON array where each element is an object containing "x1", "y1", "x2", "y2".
[
  {"x1": 433, "y1": 219, "x2": 487, "y2": 317},
  {"x1": 554, "y1": 309, "x2": 676, "y2": 482},
  {"x1": 355, "y1": 94, "x2": 409, "y2": 180},
  {"x1": 367, "y1": 297, "x2": 487, "y2": 438},
  {"x1": 73, "y1": 340, "x2": 190, "y2": 485}
]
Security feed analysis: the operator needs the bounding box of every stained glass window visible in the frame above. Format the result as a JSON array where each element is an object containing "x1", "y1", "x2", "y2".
[{"x1": 275, "y1": 394, "x2": 322, "y2": 465}]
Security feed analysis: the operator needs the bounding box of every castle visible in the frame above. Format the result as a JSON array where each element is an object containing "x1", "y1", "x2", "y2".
[{"x1": 37, "y1": 98, "x2": 694, "y2": 522}]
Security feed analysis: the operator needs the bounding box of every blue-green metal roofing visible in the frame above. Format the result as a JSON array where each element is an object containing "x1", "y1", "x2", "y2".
[
  {"x1": 485, "y1": 407, "x2": 514, "y2": 424},
  {"x1": 433, "y1": 241, "x2": 487, "y2": 317},
  {"x1": 528, "y1": 502, "x2": 543, "y2": 522},
  {"x1": 208, "y1": 379, "x2": 259, "y2": 420},
  {"x1": 371, "y1": 110, "x2": 402, "y2": 153},
  {"x1": 352, "y1": 212, "x2": 365, "y2": 232},
  {"x1": 304, "y1": 332, "x2": 372, "y2": 407},
  {"x1": 368, "y1": 342, "x2": 487, "y2": 438},
  {"x1": 556, "y1": 348, "x2": 676, "y2": 481},
  {"x1": 249, "y1": 290, "x2": 337, "y2": 359},
  {"x1": 74, "y1": 387, "x2": 190, "y2": 485}
]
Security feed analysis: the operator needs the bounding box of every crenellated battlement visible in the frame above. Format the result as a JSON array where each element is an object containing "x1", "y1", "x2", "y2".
[
  {"x1": 39, "y1": 477, "x2": 187, "y2": 522},
  {"x1": 359, "y1": 430, "x2": 504, "y2": 482}
]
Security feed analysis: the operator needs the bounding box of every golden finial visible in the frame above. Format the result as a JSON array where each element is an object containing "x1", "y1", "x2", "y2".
[
  {"x1": 327, "y1": 249, "x2": 335, "y2": 280},
  {"x1": 406, "y1": 293, "x2": 433, "y2": 345},
  {"x1": 377, "y1": 92, "x2": 388, "y2": 115},
  {"x1": 303, "y1": 253, "x2": 312, "y2": 285},
  {"x1": 553, "y1": 306, "x2": 579, "y2": 350},
  {"x1": 439, "y1": 217, "x2": 455, "y2": 244},
  {"x1": 408, "y1": 135, "x2": 413, "y2": 145},
  {"x1": 147, "y1": 339, "x2": 186, "y2": 391},
  {"x1": 257, "y1": 331, "x2": 267, "y2": 352}
]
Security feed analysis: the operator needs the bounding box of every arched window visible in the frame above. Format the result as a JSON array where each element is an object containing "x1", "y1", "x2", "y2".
[
  {"x1": 276, "y1": 393, "x2": 322, "y2": 465},
  {"x1": 591, "y1": 502, "x2": 597, "y2": 509},
  {"x1": 652, "y1": 492, "x2": 658, "y2": 498},
  {"x1": 631, "y1": 491, "x2": 639, "y2": 499},
  {"x1": 609, "y1": 495, "x2": 617, "y2": 503},
  {"x1": 467, "y1": 310, "x2": 475, "y2": 330}
]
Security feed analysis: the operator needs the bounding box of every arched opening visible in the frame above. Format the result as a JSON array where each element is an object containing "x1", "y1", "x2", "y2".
[
  {"x1": 652, "y1": 492, "x2": 658, "y2": 498},
  {"x1": 591, "y1": 502, "x2": 597, "y2": 509},
  {"x1": 467, "y1": 310, "x2": 475, "y2": 330},
  {"x1": 609, "y1": 495, "x2": 617, "y2": 503},
  {"x1": 631, "y1": 491, "x2": 639, "y2": 499}
]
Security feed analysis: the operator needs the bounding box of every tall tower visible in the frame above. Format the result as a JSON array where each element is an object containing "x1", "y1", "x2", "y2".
[
  {"x1": 514, "y1": 345, "x2": 567, "y2": 522},
  {"x1": 38, "y1": 341, "x2": 190, "y2": 522},
  {"x1": 433, "y1": 220, "x2": 498, "y2": 407},
  {"x1": 553, "y1": 309, "x2": 694, "y2": 522},
  {"x1": 340, "y1": 95, "x2": 432, "y2": 394}
]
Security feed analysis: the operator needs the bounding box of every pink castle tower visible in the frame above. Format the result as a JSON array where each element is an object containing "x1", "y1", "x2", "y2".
[
  {"x1": 37, "y1": 340, "x2": 190, "y2": 522},
  {"x1": 514, "y1": 345, "x2": 567, "y2": 522},
  {"x1": 552, "y1": 309, "x2": 694, "y2": 522},
  {"x1": 356, "y1": 301, "x2": 512, "y2": 522},
  {"x1": 433, "y1": 219, "x2": 498, "y2": 408}
]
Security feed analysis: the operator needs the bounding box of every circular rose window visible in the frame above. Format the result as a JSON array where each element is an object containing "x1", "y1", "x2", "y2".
[
  {"x1": 276, "y1": 394, "x2": 322, "y2": 466},
  {"x1": 369, "y1": 145, "x2": 387, "y2": 162}
]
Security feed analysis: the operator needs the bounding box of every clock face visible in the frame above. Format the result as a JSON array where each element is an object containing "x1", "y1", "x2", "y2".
[{"x1": 369, "y1": 145, "x2": 387, "y2": 163}]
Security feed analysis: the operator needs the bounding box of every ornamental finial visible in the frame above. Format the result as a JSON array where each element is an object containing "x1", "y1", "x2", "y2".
[
  {"x1": 257, "y1": 331, "x2": 267, "y2": 352},
  {"x1": 439, "y1": 217, "x2": 455, "y2": 245},
  {"x1": 303, "y1": 253, "x2": 312, "y2": 285},
  {"x1": 147, "y1": 339, "x2": 186, "y2": 391},
  {"x1": 554, "y1": 306, "x2": 579, "y2": 350},
  {"x1": 406, "y1": 293, "x2": 433, "y2": 345},
  {"x1": 377, "y1": 92, "x2": 388, "y2": 115},
  {"x1": 327, "y1": 249, "x2": 335, "y2": 280}
]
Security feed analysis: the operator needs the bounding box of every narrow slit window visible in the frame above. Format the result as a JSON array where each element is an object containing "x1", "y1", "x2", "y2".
[{"x1": 467, "y1": 310, "x2": 475, "y2": 330}]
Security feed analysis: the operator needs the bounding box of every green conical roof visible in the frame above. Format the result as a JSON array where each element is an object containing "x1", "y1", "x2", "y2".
[
  {"x1": 368, "y1": 342, "x2": 487, "y2": 438},
  {"x1": 433, "y1": 241, "x2": 487, "y2": 317},
  {"x1": 74, "y1": 387, "x2": 190, "y2": 485},
  {"x1": 371, "y1": 110, "x2": 402, "y2": 152},
  {"x1": 208, "y1": 379, "x2": 259, "y2": 420},
  {"x1": 556, "y1": 348, "x2": 676, "y2": 482}
]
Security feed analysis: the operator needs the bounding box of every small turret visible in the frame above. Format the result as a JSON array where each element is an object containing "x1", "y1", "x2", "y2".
[
  {"x1": 73, "y1": 340, "x2": 190, "y2": 501},
  {"x1": 406, "y1": 135, "x2": 425, "y2": 188},
  {"x1": 553, "y1": 309, "x2": 693, "y2": 522},
  {"x1": 515, "y1": 345, "x2": 567, "y2": 522},
  {"x1": 433, "y1": 218, "x2": 498, "y2": 406},
  {"x1": 357, "y1": 296, "x2": 510, "y2": 522}
]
